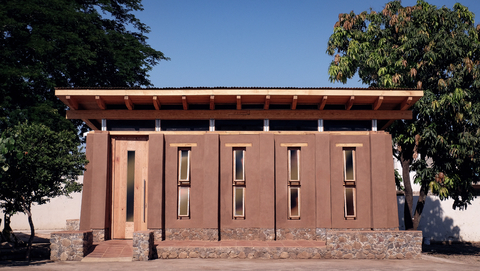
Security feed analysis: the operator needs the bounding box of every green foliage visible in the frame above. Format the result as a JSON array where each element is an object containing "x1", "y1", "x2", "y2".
[
  {"x1": 327, "y1": 0, "x2": 480, "y2": 210},
  {"x1": 0, "y1": 0, "x2": 169, "y2": 134},
  {"x1": 0, "y1": 122, "x2": 87, "y2": 215}
]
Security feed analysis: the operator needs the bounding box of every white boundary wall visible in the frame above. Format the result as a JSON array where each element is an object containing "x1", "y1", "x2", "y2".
[
  {"x1": 1, "y1": 176, "x2": 83, "y2": 231},
  {"x1": 394, "y1": 160, "x2": 480, "y2": 242}
]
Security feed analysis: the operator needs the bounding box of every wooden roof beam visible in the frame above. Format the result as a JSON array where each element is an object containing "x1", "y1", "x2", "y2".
[
  {"x1": 124, "y1": 96, "x2": 134, "y2": 110},
  {"x1": 237, "y1": 96, "x2": 242, "y2": 110},
  {"x1": 210, "y1": 95, "x2": 215, "y2": 110},
  {"x1": 400, "y1": 96, "x2": 413, "y2": 110},
  {"x1": 346, "y1": 96, "x2": 354, "y2": 110},
  {"x1": 67, "y1": 109, "x2": 413, "y2": 121},
  {"x1": 319, "y1": 96, "x2": 327, "y2": 110},
  {"x1": 153, "y1": 96, "x2": 161, "y2": 110},
  {"x1": 65, "y1": 96, "x2": 78, "y2": 110},
  {"x1": 95, "y1": 96, "x2": 106, "y2": 110},
  {"x1": 82, "y1": 119, "x2": 100, "y2": 130},
  {"x1": 264, "y1": 95, "x2": 270, "y2": 110},
  {"x1": 291, "y1": 95, "x2": 298, "y2": 110},
  {"x1": 182, "y1": 95, "x2": 188, "y2": 110},
  {"x1": 381, "y1": 119, "x2": 395, "y2": 130},
  {"x1": 373, "y1": 96, "x2": 384, "y2": 110}
]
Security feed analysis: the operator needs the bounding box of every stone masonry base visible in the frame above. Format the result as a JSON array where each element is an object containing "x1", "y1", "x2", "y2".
[
  {"x1": 220, "y1": 228, "x2": 275, "y2": 241},
  {"x1": 50, "y1": 231, "x2": 93, "y2": 261},
  {"x1": 165, "y1": 228, "x2": 218, "y2": 241}
]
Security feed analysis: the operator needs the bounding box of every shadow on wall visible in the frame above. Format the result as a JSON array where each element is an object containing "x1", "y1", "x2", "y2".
[{"x1": 397, "y1": 195, "x2": 461, "y2": 242}]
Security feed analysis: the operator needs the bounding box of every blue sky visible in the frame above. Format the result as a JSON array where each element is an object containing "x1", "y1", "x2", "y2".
[{"x1": 134, "y1": 0, "x2": 480, "y2": 88}]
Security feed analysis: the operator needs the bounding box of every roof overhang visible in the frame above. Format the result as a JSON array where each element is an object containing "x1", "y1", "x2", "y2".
[{"x1": 55, "y1": 87, "x2": 423, "y2": 130}]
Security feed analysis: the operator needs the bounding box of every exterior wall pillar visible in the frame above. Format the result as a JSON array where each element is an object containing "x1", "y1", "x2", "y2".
[{"x1": 147, "y1": 133, "x2": 164, "y2": 242}]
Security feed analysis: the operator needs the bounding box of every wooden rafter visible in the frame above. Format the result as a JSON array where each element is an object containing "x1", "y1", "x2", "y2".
[
  {"x1": 264, "y1": 95, "x2": 270, "y2": 110},
  {"x1": 210, "y1": 95, "x2": 215, "y2": 110},
  {"x1": 373, "y1": 96, "x2": 384, "y2": 110},
  {"x1": 95, "y1": 96, "x2": 106, "y2": 110},
  {"x1": 400, "y1": 96, "x2": 413, "y2": 110},
  {"x1": 381, "y1": 119, "x2": 395, "y2": 130},
  {"x1": 65, "y1": 96, "x2": 78, "y2": 110},
  {"x1": 346, "y1": 96, "x2": 355, "y2": 110},
  {"x1": 291, "y1": 95, "x2": 298, "y2": 110},
  {"x1": 82, "y1": 119, "x2": 100, "y2": 130},
  {"x1": 182, "y1": 96, "x2": 188, "y2": 110},
  {"x1": 67, "y1": 109, "x2": 413, "y2": 121},
  {"x1": 153, "y1": 96, "x2": 161, "y2": 110},
  {"x1": 124, "y1": 96, "x2": 134, "y2": 110},
  {"x1": 319, "y1": 96, "x2": 328, "y2": 110},
  {"x1": 237, "y1": 96, "x2": 242, "y2": 110}
]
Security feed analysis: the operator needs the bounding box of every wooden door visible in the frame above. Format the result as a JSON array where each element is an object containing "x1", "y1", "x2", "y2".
[{"x1": 112, "y1": 138, "x2": 148, "y2": 239}]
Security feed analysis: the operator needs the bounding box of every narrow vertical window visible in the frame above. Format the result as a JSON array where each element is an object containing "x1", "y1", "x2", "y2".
[
  {"x1": 178, "y1": 149, "x2": 190, "y2": 183},
  {"x1": 233, "y1": 149, "x2": 245, "y2": 182},
  {"x1": 178, "y1": 148, "x2": 191, "y2": 218},
  {"x1": 343, "y1": 147, "x2": 356, "y2": 219},
  {"x1": 344, "y1": 187, "x2": 356, "y2": 217},
  {"x1": 126, "y1": 151, "x2": 135, "y2": 222},
  {"x1": 233, "y1": 187, "x2": 245, "y2": 217},
  {"x1": 288, "y1": 187, "x2": 300, "y2": 219},
  {"x1": 288, "y1": 148, "x2": 300, "y2": 182},
  {"x1": 178, "y1": 187, "x2": 190, "y2": 217},
  {"x1": 343, "y1": 148, "x2": 355, "y2": 182}
]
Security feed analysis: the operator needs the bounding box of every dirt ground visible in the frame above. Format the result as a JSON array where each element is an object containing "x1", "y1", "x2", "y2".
[{"x1": 422, "y1": 242, "x2": 480, "y2": 265}]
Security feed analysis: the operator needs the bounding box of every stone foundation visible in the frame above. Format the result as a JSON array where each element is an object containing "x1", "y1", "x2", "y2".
[
  {"x1": 149, "y1": 229, "x2": 163, "y2": 243},
  {"x1": 276, "y1": 228, "x2": 316, "y2": 240},
  {"x1": 65, "y1": 219, "x2": 80, "y2": 231},
  {"x1": 50, "y1": 231, "x2": 93, "y2": 261},
  {"x1": 133, "y1": 231, "x2": 154, "y2": 261},
  {"x1": 220, "y1": 228, "x2": 275, "y2": 241},
  {"x1": 326, "y1": 230, "x2": 422, "y2": 259},
  {"x1": 92, "y1": 229, "x2": 105, "y2": 242},
  {"x1": 156, "y1": 246, "x2": 327, "y2": 259},
  {"x1": 165, "y1": 228, "x2": 218, "y2": 241}
]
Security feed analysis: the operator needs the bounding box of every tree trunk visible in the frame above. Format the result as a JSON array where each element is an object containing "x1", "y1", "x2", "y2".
[
  {"x1": 400, "y1": 151, "x2": 414, "y2": 230},
  {"x1": 413, "y1": 183, "x2": 428, "y2": 230},
  {"x1": 21, "y1": 202, "x2": 34, "y2": 262}
]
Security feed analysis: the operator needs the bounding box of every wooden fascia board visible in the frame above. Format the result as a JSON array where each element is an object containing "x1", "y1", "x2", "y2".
[
  {"x1": 65, "y1": 96, "x2": 78, "y2": 110},
  {"x1": 124, "y1": 96, "x2": 134, "y2": 110},
  {"x1": 373, "y1": 96, "x2": 384, "y2": 110},
  {"x1": 153, "y1": 96, "x2": 161, "y2": 110},
  {"x1": 291, "y1": 95, "x2": 297, "y2": 110},
  {"x1": 264, "y1": 95, "x2": 270, "y2": 110},
  {"x1": 95, "y1": 96, "x2": 106, "y2": 110},
  {"x1": 346, "y1": 96, "x2": 354, "y2": 110},
  {"x1": 55, "y1": 88, "x2": 424, "y2": 98},
  {"x1": 66, "y1": 109, "x2": 413, "y2": 121}
]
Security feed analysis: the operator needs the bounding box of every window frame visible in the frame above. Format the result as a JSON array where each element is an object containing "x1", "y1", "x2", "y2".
[
  {"x1": 344, "y1": 186, "x2": 356, "y2": 219},
  {"x1": 288, "y1": 147, "x2": 301, "y2": 185},
  {"x1": 343, "y1": 147, "x2": 356, "y2": 186},
  {"x1": 178, "y1": 148, "x2": 191, "y2": 184},
  {"x1": 288, "y1": 186, "x2": 301, "y2": 219},
  {"x1": 233, "y1": 148, "x2": 246, "y2": 185},
  {"x1": 233, "y1": 186, "x2": 245, "y2": 218},
  {"x1": 177, "y1": 186, "x2": 190, "y2": 218}
]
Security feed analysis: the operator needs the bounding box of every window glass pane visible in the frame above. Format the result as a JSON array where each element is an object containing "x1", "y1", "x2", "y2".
[
  {"x1": 344, "y1": 149, "x2": 354, "y2": 181},
  {"x1": 289, "y1": 187, "x2": 300, "y2": 217},
  {"x1": 178, "y1": 187, "x2": 190, "y2": 216},
  {"x1": 289, "y1": 149, "x2": 300, "y2": 181},
  {"x1": 234, "y1": 149, "x2": 244, "y2": 181},
  {"x1": 234, "y1": 187, "x2": 244, "y2": 217},
  {"x1": 345, "y1": 187, "x2": 355, "y2": 217},
  {"x1": 126, "y1": 151, "x2": 135, "y2": 222},
  {"x1": 179, "y1": 149, "x2": 190, "y2": 181}
]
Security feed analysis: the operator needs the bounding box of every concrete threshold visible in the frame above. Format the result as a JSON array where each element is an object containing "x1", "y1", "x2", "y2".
[{"x1": 81, "y1": 257, "x2": 132, "y2": 262}]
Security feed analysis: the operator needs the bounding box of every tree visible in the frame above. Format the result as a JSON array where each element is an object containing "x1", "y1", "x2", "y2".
[
  {"x1": 0, "y1": 122, "x2": 87, "y2": 260},
  {"x1": 327, "y1": 0, "x2": 480, "y2": 230},
  {"x1": 0, "y1": 0, "x2": 169, "y2": 135}
]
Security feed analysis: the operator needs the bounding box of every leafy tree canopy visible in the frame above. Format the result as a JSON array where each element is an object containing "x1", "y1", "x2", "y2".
[
  {"x1": 327, "y1": 0, "x2": 480, "y2": 230},
  {"x1": 0, "y1": 0, "x2": 169, "y2": 134}
]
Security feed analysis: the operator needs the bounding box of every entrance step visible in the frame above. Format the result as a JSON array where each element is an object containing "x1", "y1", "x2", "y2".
[
  {"x1": 82, "y1": 240, "x2": 133, "y2": 262},
  {"x1": 155, "y1": 240, "x2": 327, "y2": 259}
]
